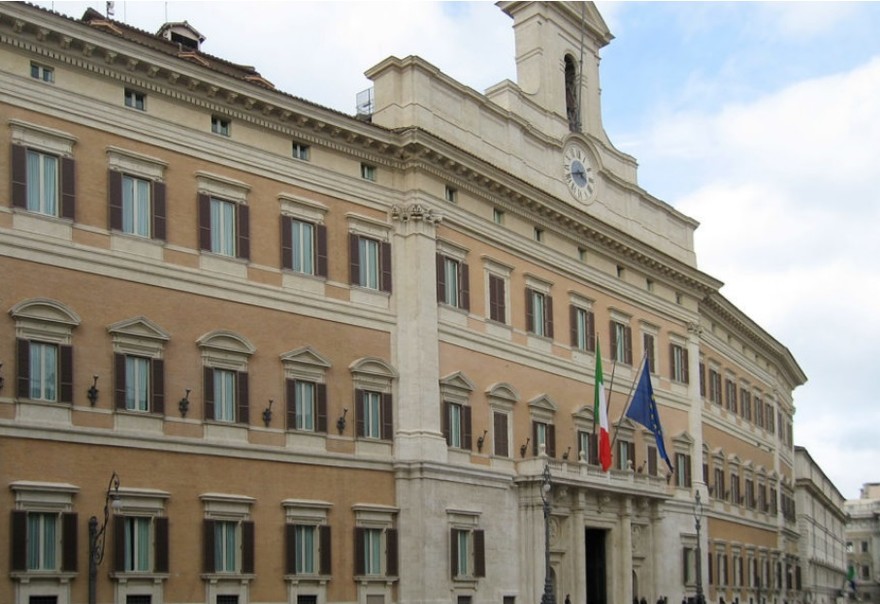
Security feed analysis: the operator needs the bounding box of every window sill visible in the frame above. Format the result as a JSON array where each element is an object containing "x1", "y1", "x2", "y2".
[
  {"x1": 452, "y1": 576, "x2": 480, "y2": 588},
  {"x1": 201, "y1": 573, "x2": 255, "y2": 582},
  {"x1": 111, "y1": 572, "x2": 169, "y2": 581},
  {"x1": 284, "y1": 574, "x2": 330, "y2": 585},
  {"x1": 11, "y1": 571, "x2": 77, "y2": 582},
  {"x1": 354, "y1": 575, "x2": 398, "y2": 585}
]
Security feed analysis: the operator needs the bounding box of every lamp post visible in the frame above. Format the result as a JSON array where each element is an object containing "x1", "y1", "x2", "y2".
[
  {"x1": 88, "y1": 471, "x2": 121, "y2": 604},
  {"x1": 693, "y1": 490, "x2": 704, "y2": 604},
  {"x1": 541, "y1": 463, "x2": 555, "y2": 604}
]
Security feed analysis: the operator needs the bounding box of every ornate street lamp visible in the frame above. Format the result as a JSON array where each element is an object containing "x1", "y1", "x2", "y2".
[
  {"x1": 541, "y1": 463, "x2": 555, "y2": 604},
  {"x1": 693, "y1": 490, "x2": 704, "y2": 604},
  {"x1": 88, "y1": 471, "x2": 121, "y2": 604}
]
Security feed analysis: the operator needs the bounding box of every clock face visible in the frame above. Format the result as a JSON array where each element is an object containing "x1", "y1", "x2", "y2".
[{"x1": 563, "y1": 144, "x2": 596, "y2": 203}]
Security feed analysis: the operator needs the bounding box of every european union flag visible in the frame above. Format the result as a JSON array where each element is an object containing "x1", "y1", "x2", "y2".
[{"x1": 625, "y1": 361, "x2": 673, "y2": 472}]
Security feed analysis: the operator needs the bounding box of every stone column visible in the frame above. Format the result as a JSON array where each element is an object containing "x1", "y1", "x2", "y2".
[
  {"x1": 389, "y1": 203, "x2": 448, "y2": 463},
  {"x1": 619, "y1": 497, "x2": 634, "y2": 604}
]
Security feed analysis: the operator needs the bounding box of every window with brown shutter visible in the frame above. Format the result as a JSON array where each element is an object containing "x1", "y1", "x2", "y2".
[
  {"x1": 319, "y1": 525, "x2": 332, "y2": 576},
  {"x1": 236, "y1": 204, "x2": 250, "y2": 260},
  {"x1": 237, "y1": 371, "x2": 249, "y2": 425},
  {"x1": 488, "y1": 274, "x2": 506, "y2": 323},
  {"x1": 493, "y1": 412, "x2": 508, "y2": 457},
  {"x1": 241, "y1": 520, "x2": 254, "y2": 574},
  {"x1": 385, "y1": 528, "x2": 398, "y2": 577}
]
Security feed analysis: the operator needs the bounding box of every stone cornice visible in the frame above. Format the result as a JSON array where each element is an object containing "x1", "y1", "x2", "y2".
[{"x1": 701, "y1": 294, "x2": 807, "y2": 392}]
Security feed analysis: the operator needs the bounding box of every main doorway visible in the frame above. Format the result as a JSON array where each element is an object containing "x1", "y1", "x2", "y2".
[{"x1": 585, "y1": 528, "x2": 607, "y2": 604}]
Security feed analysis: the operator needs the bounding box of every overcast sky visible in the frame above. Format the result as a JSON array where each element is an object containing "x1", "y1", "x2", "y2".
[{"x1": 35, "y1": 1, "x2": 880, "y2": 500}]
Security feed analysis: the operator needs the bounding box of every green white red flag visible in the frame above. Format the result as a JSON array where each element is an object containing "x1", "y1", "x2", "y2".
[{"x1": 594, "y1": 341, "x2": 612, "y2": 471}]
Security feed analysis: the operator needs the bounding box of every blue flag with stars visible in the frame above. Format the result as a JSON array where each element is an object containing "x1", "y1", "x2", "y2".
[{"x1": 626, "y1": 361, "x2": 673, "y2": 473}]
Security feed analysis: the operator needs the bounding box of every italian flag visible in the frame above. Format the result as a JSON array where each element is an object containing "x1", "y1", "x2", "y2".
[{"x1": 594, "y1": 341, "x2": 613, "y2": 471}]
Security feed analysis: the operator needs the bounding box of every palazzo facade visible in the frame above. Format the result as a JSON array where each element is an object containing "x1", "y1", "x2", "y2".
[{"x1": 0, "y1": 3, "x2": 807, "y2": 604}]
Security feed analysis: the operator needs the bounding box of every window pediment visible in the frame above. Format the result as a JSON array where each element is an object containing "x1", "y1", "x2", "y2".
[
  {"x1": 10, "y1": 298, "x2": 81, "y2": 327},
  {"x1": 108, "y1": 316, "x2": 170, "y2": 342},
  {"x1": 572, "y1": 405, "x2": 595, "y2": 423},
  {"x1": 528, "y1": 394, "x2": 558, "y2": 414},
  {"x1": 197, "y1": 330, "x2": 256, "y2": 355},
  {"x1": 349, "y1": 357, "x2": 397, "y2": 379},
  {"x1": 440, "y1": 372, "x2": 475, "y2": 396}
]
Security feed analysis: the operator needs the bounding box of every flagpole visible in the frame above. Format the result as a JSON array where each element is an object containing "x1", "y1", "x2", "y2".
[{"x1": 609, "y1": 351, "x2": 648, "y2": 455}]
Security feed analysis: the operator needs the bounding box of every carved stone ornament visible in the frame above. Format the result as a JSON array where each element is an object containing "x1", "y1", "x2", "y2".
[{"x1": 391, "y1": 204, "x2": 442, "y2": 224}]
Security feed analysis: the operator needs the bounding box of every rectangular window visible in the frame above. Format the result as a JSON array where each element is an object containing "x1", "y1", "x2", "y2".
[
  {"x1": 350, "y1": 234, "x2": 391, "y2": 292},
  {"x1": 123, "y1": 516, "x2": 152, "y2": 571},
  {"x1": 451, "y1": 528, "x2": 485, "y2": 579},
  {"x1": 730, "y1": 473, "x2": 741, "y2": 504},
  {"x1": 437, "y1": 255, "x2": 469, "y2": 310},
  {"x1": 570, "y1": 306, "x2": 595, "y2": 352},
  {"x1": 27, "y1": 512, "x2": 58, "y2": 570},
  {"x1": 30, "y1": 62, "x2": 54, "y2": 82},
  {"x1": 745, "y1": 479, "x2": 755, "y2": 508},
  {"x1": 862, "y1": 540, "x2": 869, "y2": 553},
  {"x1": 29, "y1": 341, "x2": 58, "y2": 401},
  {"x1": 683, "y1": 547, "x2": 696, "y2": 584},
  {"x1": 755, "y1": 397, "x2": 765, "y2": 428},
  {"x1": 488, "y1": 274, "x2": 506, "y2": 323},
  {"x1": 578, "y1": 430, "x2": 598, "y2": 465},
  {"x1": 709, "y1": 369, "x2": 722, "y2": 404},
  {"x1": 26, "y1": 149, "x2": 59, "y2": 216},
  {"x1": 363, "y1": 391, "x2": 382, "y2": 439},
  {"x1": 360, "y1": 163, "x2": 376, "y2": 181},
  {"x1": 290, "y1": 219, "x2": 316, "y2": 274},
  {"x1": 713, "y1": 468, "x2": 725, "y2": 499},
  {"x1": 213, "y1": 369, "x2": 237, "y2": 423},
  {"x1": 610, "y1": 320, "x2": 633, "y2": 364},
  {"x1": 616, "y1": 440, "x2": 635, "y2": 470},
  {"x1": 126, "y1": 596, "x2": 152, "y2": 604},
  {"x1": 444, "y1": 402, "x2": 472, "y2": 450},
  {"x1": 125, "y1": 356, "x2": 151, "y2": 412},
  {"x1": 643, "y1": 333, "x2": 655, "y2": 373},
  {"x1": 294, "y1": 381, "x2": 316, "y2": 431},
  {"x1": 455, "y1": 529, "x2": 470, "y2": 576},
  {"x1": 121, "y1": 175, "x2": 152, "y2": 237},
  {"x1": 493, "y1": 208, "x2": 504, "y2": 224},
  {"x1": 211, "y1": 116, "x2": 230, "y2": 136},
  {"x1": 292, "y1": 142, "x2": 310, "y2": 161},
  {"x1": 725, "y1": 379, "x2": 738, "y2": 413},
  {"x1": 534, "y1": 227, "x2": 544, "y2": 242},
  {"x1": 363, "y1": 528, "x2": 382, "y2": 575},
  {"x1": 210, "y1": 198, "x2": 237, "y2": 256},
  {"x1": 493, "y1": 411, "x2": 509, "y2": 457},
  {"x1": 675, "y1": 453, "x2": 692, "y2": 487},
  {"x1": 532, "y1": 421, "x2": 556, "y2": 457},
  {"x1": 124, "y1": 88, "x2": 146, "y2": 110},
  {"x1": 444, "y1": 185, "x2": 457, "y2": 203},
  {"x1": 741, "y1": 389, "x2": 752, "y2": 421},
  {"x1": 671, "y1": 344, "x2": 689, "y2": 383},
  {"x1": 214, "y1": 520, "x2": 238, "y2": 573},
  {"x1": 294, "y1": 525, "x2": 316, "y2": 574},
  {"x1": 526, "y1": 289, "x2": 553, "y2": 338}
]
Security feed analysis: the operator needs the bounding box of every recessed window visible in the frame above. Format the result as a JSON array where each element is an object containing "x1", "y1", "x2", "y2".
[
  {"x1": 437, "y1": 254, "x2": 470, "y2": 310},
  {"x1": 124, "y1": 88, "x2": 146, "y2": 110},
  {"x1": 292, "y1": 142, "x2": 310, "y2": 161},
  {"x1": 445, "y1": 185, "x2": 457, "y2": 203},
  {"x1": 30, "y1": 62, "x2": 54, "y2": 83},
  {"x1": 534, "y1": 227, "x2": 544, "y2": 242},
  {"x1": 493, "y1": 208, "x2": 504, "y2": 224},
  {"x1": 676, "y1": 292, "x2": 683, "y2": 304},
  {"x1": 616, "y1": 265, "x2": 625, "y2": 278},
  {"x1": 577, "y1": 247, "x2": 587, "y2": 262},
  {"x1": 646, "y1": 278, "x2": 654, "y2": 292},
  {"x1": 211, "y1": 116, "x2": 230, "y2": 136},
  {"x1": 525, "y1": 288, "x2": 553, "y2": 338},
  {"x1": 360, "y1": 163, "x2": 377, "y2": 181}
]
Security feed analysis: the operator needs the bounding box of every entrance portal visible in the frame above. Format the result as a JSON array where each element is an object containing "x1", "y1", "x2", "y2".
[{"x1": 585, "y1": 528, "x2": 607, "y2": 604}]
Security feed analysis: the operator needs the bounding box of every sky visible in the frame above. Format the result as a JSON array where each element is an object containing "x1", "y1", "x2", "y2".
[{"x1": 33, "y1": 1, "x2": 880, "y2": 500}]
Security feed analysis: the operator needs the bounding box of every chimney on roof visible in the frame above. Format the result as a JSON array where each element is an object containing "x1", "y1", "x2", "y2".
[{"x1": 156, "y1": 20, "x2": 205, "y2": 52}]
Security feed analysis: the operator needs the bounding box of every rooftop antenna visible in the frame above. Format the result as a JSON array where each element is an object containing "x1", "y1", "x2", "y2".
[{"x1": 106, "y1": 1, "x2": 114, "y2": 18}]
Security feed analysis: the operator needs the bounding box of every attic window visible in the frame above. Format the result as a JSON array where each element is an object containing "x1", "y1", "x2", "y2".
[{"x1": 171, "y1": 31, "x2": 199, "y2": 50}]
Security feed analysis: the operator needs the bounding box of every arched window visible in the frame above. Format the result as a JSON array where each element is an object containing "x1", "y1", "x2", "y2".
[{"x1": 564, "y1": 54, "x2": 580, "y2": 132}]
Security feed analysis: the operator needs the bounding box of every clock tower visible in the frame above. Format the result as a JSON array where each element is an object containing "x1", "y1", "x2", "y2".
[{"x1": 497, "y1": 1, "x2": 613, "y2": 139}]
